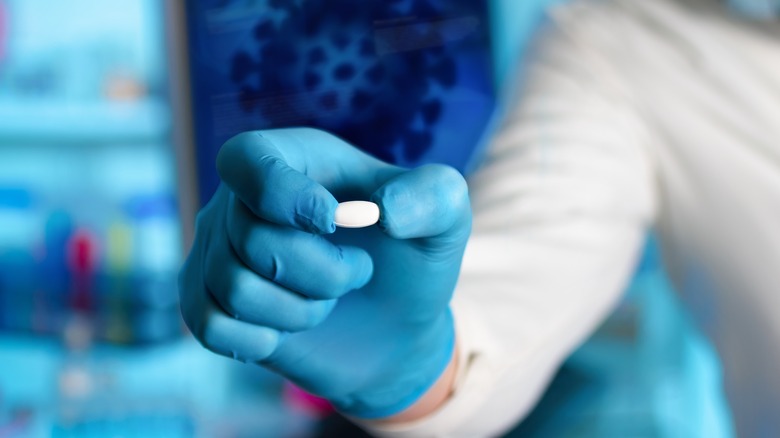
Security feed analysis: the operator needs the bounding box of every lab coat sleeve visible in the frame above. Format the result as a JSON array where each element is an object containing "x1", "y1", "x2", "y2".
[{"x1": 359, "y1": 2, "x2": 657, "y2": 437}]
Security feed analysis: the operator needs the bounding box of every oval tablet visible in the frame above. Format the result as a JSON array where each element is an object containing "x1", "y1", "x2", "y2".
[{"x1": 334, "y1": 201, "x2": 380, "y2": 228}]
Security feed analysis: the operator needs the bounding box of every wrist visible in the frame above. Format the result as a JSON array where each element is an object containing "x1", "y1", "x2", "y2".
[
  {"x1": 337, "y1": 310, "x2": 456, "y2": 419},
  {"x1": 372, "y1": 339, "x2": 459, "y2": 424}
]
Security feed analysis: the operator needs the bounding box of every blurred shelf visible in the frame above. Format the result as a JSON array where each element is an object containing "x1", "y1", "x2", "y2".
[{"x1": 0, "y1": 98, "x2": 172, "y2": 143}]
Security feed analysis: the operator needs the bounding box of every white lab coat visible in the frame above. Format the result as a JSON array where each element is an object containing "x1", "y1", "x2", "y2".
[{"x1": 362, "y1": 0, "x2": 780, "y2": 436}]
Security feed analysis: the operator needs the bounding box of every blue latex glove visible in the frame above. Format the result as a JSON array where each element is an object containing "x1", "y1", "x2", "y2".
[{"x1": 179, "y1": 128, "x2": 471, "y2": 418}]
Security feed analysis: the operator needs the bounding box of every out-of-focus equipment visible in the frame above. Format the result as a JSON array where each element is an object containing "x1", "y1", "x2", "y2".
[{"x1": 0, "y1": 0, "x2": 182, "y2": 344}]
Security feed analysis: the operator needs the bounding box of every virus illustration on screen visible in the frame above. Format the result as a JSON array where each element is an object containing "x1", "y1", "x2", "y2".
[{"x1": 229, "y1": 0, "x2": 461, "y2": 164}]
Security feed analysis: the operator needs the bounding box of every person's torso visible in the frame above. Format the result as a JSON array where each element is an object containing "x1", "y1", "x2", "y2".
[{"x1": 560, "y1": 0, "x2": 780, "y2": 434}]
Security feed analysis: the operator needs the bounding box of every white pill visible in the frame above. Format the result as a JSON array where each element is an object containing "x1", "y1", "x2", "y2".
[{"x1": 334, "y1": 201, "x2": 380, "y2": 228}]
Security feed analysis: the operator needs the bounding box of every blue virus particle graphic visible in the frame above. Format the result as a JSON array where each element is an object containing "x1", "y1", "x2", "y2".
[{"x1": 230, "y1": 0, "x2": 462, "y2": 164}]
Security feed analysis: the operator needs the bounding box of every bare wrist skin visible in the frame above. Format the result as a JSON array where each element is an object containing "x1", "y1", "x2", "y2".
[{"x1": 370, "y1": 341, "x2": 459, "y2": 425}]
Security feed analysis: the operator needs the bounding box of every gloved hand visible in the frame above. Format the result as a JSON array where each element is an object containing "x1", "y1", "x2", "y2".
[{"x1": 179, "y1": 128, "x2": 471, "y2": 419}]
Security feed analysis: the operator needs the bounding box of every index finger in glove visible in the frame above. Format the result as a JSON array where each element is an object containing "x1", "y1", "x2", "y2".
[{"x1": 216, "y1": 128, "x2": 403, "y2": 234}]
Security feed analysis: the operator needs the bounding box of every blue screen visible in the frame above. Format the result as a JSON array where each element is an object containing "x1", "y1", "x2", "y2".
[{"x1": 185, "y1": 0, "x2": 497, "y2": 206}]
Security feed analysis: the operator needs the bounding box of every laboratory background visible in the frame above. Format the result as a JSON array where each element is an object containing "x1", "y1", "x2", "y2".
[{"x1": 0, "y1": 0, "x2": 733, "y2": 437}]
